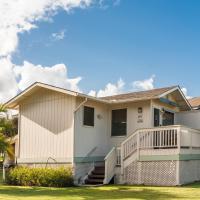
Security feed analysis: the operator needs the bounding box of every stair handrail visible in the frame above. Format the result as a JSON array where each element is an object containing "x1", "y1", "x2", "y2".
[{"x1": 104, "y1": 147, "x2": 116, "y2": 184}]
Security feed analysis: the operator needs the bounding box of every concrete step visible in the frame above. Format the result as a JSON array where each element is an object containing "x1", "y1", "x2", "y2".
[
  {"x1": 88, "y1": 174, "x2": 105, "y2": 179},
  {"x1": 85, "y1": 178, "x2": 104, "y2": 184}
]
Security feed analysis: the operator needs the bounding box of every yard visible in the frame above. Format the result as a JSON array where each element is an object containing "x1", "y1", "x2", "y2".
[{"x1": 0, "y1": 170, "x2": 200, "y2": 200}]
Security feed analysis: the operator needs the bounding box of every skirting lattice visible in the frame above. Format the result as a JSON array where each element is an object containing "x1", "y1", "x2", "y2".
[{"x1": 124, "y1": 160, "x2": 177, "y2": 186}]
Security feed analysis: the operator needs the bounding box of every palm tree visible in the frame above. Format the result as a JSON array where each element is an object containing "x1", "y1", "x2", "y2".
[
  {"x1": 0, "y1": 133, "x2": 14, "y2": 162},
  {"x1": 0, "y1": 104, "x2": 6, "y2": 113}
]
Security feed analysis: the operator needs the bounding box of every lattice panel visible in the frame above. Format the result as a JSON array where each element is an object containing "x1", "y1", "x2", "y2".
[{"x1": 124, "y1": 160, "x2": 177, "y2": 186}]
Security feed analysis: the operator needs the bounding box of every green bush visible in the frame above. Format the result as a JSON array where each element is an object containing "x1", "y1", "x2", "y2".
[{"x1": 6, "y1": 166, "x2": 73, "y2": 187}]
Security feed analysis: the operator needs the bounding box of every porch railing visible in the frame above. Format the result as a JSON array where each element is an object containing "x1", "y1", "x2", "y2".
[
  {"x1": 121, "y1": 126, "x2": 181, "y2": 161},
  {"x1": 121, "y1": 125, "x2": 200, "y2": 163}
]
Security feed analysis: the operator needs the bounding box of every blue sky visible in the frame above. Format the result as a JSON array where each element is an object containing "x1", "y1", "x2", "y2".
[{"x1": 1, "y1": 0, "x2": 200, "y2": 102}]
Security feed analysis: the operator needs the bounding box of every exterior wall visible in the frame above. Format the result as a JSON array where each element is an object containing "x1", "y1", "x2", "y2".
[
  {"x1": 74, "y1": 98, "x2": 181, "y2": 160},
  {"x1": 175, "y1": 110, "x2": 200, "y2": 129},
  {"x1": 74, "y1": 100, "x2": 153, "y2": 161},
  {"x1": 74, "y1": 98, "x2": 110, "y2": 161},
  {"x1": 18, "y1": 88, "x2": 76, "y2": 164},
  {"x1": 109, "y1": 101, "x2": 152, "y2": 147}
]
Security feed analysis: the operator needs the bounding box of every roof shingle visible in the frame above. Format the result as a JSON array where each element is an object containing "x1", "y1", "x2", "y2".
[
  {"x1": 100, "y1": 86, "x2": 178, "y2": 102},
  {"x1": 188, "y1": 97, "x2": 200, "y2": 108}
]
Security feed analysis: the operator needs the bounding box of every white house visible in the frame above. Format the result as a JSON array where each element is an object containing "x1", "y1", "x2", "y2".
[{"x1": 5, "y1": 82, "x2": 200, "y2": 186}]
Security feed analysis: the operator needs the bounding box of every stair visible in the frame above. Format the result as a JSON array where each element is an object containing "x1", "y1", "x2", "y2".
[{"x1": 85, "y1": 165, "x2": 105, "y2": 185}]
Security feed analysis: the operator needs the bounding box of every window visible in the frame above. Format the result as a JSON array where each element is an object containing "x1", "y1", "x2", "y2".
[
  {"x1": 111, "y1": 109, "x2": 127, "y2": 136},
  {"x1": 154, "y1": 108, "x2": 160, "y2": 127},
  {"x1": 162, "y1": 111, "x2": 174, "y2": 126},
  {"x1": 83, "y1": 106, "x2": 94, "y2": 126}
]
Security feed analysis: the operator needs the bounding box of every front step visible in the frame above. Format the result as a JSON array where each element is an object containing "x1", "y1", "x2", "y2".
[{"x1": 85, "y1": 165, "x2": 105, "y2": 185}]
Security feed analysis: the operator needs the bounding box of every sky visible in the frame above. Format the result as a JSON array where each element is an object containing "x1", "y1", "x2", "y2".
[{"x1": 1, "y1": 0, "x2": 200, "y2": 102}]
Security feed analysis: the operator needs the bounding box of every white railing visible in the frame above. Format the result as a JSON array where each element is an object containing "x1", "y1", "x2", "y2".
[
  {"x1": 121, "y1": 126, "x2": 181, "y2": 161},
  {"x1": 180, "y1": 126, "x2": 200, "y2": 148},
  {"x1": 104, "y1": 147, "x2": 117, "y2": 184}
]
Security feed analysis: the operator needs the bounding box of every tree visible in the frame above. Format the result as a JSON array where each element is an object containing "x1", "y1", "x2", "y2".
[
  {"x1": 0, "y1": 104, "x2": 7, "y2": 113},
  {"x1": 0, "y1": 103, "x2": 18, "y2": 137},
  {"x1": 0, "y1": 133, "x2": 14, "y2": 162}
]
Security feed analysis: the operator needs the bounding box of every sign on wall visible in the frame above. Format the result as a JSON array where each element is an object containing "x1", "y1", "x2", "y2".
[{"x1": 137, "y1": 107, "x2": 143, "y2": 123}]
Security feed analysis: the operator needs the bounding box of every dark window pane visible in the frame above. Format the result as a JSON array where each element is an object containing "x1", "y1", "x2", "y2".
[
  {"x1": 154, "y1": 108, "x2": 160, "y2": 127},
  {"x1": 83, "y1": 106, "x2": 94, "y2": 126},
  {"x1": 111, "y1": 109, "x2": 127, "y2": 136},
  {"x1": 162, "y1": 111, "x2": 174, "y2": 126}
]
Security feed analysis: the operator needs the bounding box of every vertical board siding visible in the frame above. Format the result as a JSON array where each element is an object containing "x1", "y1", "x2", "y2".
[{"x1": 19, "y1": 88, "x2": 75, "y2": 163}]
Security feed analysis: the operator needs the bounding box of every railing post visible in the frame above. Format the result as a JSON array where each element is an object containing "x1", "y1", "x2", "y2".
[
  {"x1": 121, "y1": 144, "x2": 124, "y2": 175},
  {"x1": 137, "y1": 132, "x2": 140, "y2": 160},
  {"x1": 177, "y1": 127, "x2": 181, "y2": 153}
]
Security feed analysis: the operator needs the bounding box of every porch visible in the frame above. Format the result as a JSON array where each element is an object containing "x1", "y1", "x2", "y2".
[{"x1": 104, "y1": 125, "x2": 200, "y2": 185}]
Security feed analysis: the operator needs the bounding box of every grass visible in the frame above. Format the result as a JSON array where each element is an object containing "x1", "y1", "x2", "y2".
[{"x1": 0, "y1": 170, "x2": 200, "y2": 200}]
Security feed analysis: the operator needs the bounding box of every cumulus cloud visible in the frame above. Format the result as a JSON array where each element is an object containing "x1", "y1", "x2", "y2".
[
  {"x1": 181, "y1": 87, "x2": 192, "y2": 99},
  {"x1": 88, "y1": 79, "x2": 125, "y2": 97},
  {"x1": 0, "y1": 57, "x2": 19, "y2": 102},
  {"x1": 14, "y1": 61, "x2": 82, "y2": 92},
  {"x1": 132, "y1": 75, "x2": 155, "y2": 91},
  {"x1": 51, "y1": 29, "x2": 66, "y2": 41}
]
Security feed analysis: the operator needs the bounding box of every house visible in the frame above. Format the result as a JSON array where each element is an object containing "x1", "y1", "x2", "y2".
[{"x1": 5, "y1": 82, "x2": 200, "y2": 186}]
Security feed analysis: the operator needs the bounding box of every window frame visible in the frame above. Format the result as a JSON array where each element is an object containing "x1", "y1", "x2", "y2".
[{"x1": 83, "y1": 106, "x2": 95, "y2": 127}]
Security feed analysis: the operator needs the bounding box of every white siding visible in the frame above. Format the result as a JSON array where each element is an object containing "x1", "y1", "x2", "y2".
[
  {"x1": 74, "y1": 99, "x2": 110, "y2": 158},
  {"x1": 109, "y1": 101, "x2": 152, "y2": 147},
  {"x1": 18, "y1": 88, "x2": 76, "y2": 164},
  {"x1": 175, "y1": 110, "x2": 200, "y2": 129},
  {"x1": 74, "y1": 100, "x2": 152, "y2": 158}
]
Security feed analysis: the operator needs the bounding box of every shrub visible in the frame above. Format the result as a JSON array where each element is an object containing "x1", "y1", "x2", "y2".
[{"x1": 6, "y1": 166, "x2": 73, "y2": 187}]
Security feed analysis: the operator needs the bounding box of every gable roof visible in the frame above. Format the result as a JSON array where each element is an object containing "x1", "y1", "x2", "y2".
[
  {"x1": 101, "y1": 86, "x2": 177, "y2": 102},
  {"x1": 188, "y1": 97, "x2": 200, "y2": 109},
  {"x1": 5, "y1": 82, "x2": 192, "y2": 111}
]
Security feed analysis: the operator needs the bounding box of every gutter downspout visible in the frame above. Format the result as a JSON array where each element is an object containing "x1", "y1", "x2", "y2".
[
  {"x1": 73, "y1": 97, "x2": 88, "y2": 184},
  {"x1": 74, "y1": 97, "x2": 88, "y2": 113}
]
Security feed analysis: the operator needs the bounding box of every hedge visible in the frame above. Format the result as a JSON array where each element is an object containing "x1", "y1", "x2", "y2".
[{"x1": 6, "y1": 166, "x2": 73, "y2": 187}]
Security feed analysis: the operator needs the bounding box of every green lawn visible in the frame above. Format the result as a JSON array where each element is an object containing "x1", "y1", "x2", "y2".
[{"x1": 0, "y1": 170, "x2": 200, "y2": 200}]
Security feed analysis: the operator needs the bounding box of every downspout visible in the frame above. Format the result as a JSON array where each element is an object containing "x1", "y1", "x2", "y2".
[
  {"x1": 74, "y1": 97, "x2": 88, "y2": 113},
  {"x1": 72, "y1": 97, "x2": 88, "y2": 178}
]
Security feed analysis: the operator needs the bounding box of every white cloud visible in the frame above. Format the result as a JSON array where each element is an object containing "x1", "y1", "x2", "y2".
[
  {"x1": 0, "y1": 0, "x2": 93, "y2": 57},
  {"x1": 51, "y1": 29, "x2": 66, "y2": 41},
  {"x1": 0, "y1": 57, "x2": 19, "y2": 102},
  {"x1": 88, "y1": 78, "x2": 125, "y2": 97},
  {"x1": 132, "y1": 75, "x2": 155, "y2": 91},
  {"x1": 14, "y1": 61, "x2": 82, "y2": 92},
  {"x1": 181, "y1": 87, "x2": 192, "y2": 99},
  {"x1": 88, "y1": 90, "x2": 97, "y2": 97},
  {"x1": 0, "y1": 0, "x2": 94, "y2": 102}
]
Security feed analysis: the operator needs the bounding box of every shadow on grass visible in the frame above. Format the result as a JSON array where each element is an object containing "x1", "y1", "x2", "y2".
[{"x1": 0, "y1": 185, "x2": 180, "y2": 200}]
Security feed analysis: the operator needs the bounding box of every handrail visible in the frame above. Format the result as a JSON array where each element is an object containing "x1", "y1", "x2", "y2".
[
  {"x1": 104, "y1": 147, "x2": 115, "y2": 160},
  {"x1": 104, "y1": 147, "x2": 117, "y2": 184},
  {"x1": 45, "y1": 157, "x2": 57, "y2": 168}
]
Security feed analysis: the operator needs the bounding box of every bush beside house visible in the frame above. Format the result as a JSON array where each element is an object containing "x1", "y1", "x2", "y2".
[{"x1": 6, "y1": 166, "x2": 73, "y2": 187}]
